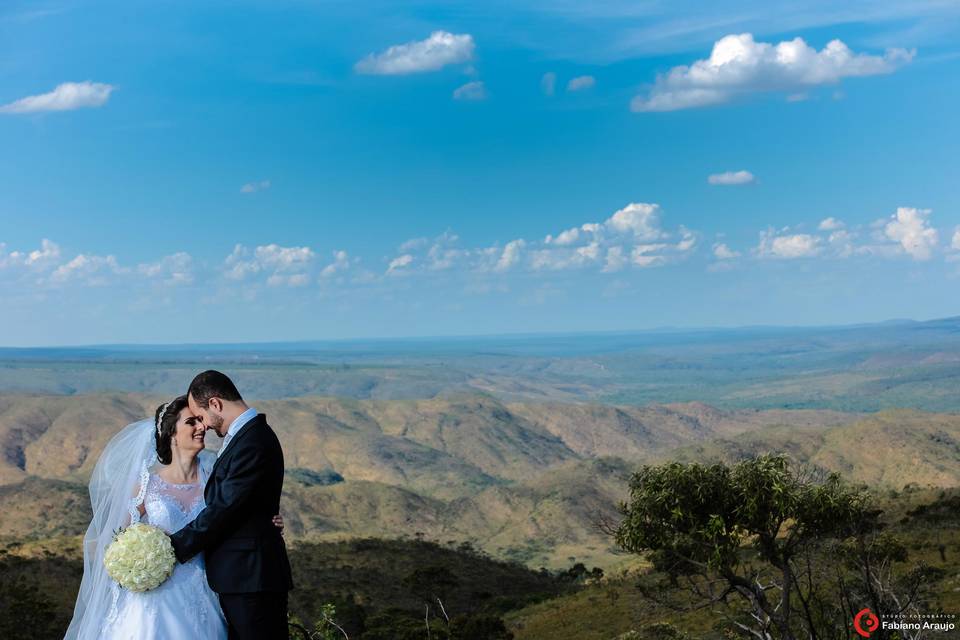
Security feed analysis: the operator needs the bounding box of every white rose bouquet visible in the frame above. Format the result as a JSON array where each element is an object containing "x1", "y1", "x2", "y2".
[{"x1": 103, "y1": 523, "x2": 177, "y2": 592}]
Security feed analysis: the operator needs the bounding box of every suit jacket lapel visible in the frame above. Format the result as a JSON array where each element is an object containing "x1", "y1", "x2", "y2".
[{"x1": 208, "y1": 413, "x2": 264, "y2": 480}]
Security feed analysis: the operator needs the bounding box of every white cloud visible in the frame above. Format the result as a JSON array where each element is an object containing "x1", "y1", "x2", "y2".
[
  {"x1": 750, "y1": 208, "x2": 941, "y2": 262},
  {"x1": 425, "y1": 232, "x2": 463, "y2": 270},
  {"x1": 50, "y1": 254, "x2": 123, "y2": 284},
  {"x1": 606, "y1": 202, "x2": 664, "y2": 239},
  {"x1": 224, "y1": 243, "x2": 314, "y2": 284},
  {"x1": 541, "y1": 72, "x2": 557, "y2": 96},
  {"x1": 567, "y1": 75, "x2": 596, "y2": 91},
  {"x1": 602, "y1": 246, "x2": 628, "y2": 273},
  {"x1": 387, "y1": 253, "x2": 414, "y2": 274},
  {"x1": 495, "y1": 239, "x2": 526, "y2": 272},
  {"x1": 355, "y1": 31, "x2": 475, "y2": 75},
  {"x1": 399, "y1": 237, "x2": 429, "y2": 252},
  {"x1": 675, "y1": 227, "x2": 697, "y2": 252},
  {"x1": 713, "y1": 243, "x2": 740, "y2": 259},
  {"x1": 530, "y1": 241, "x2": 603, "y2": 271},
  {"x1": 0, "y1": 239, "x2": 61, "y2": 269},
  {"x1": 241, "y1": 180, "x2": 271, "y2": 194},
  {"x1": 267, "y1": 273, "x2": 309, "y2": 287},
  {"x1": 952, "y1": 227, "x2": 960, "y2": 252},
  {"x1": 756, "y1": 229, "x2": 822, "y2": 259},
  {"x1": 224, "y1": 245, "x2": 258, "y2": 280},
  {"x1": 826, "y1": 229, "x2": 857, "y2": 258},
  {"x1": 27, "y1": 239, "x2": 61, "y2": 266},
  {"x1": 631, "y1": 33, "x2": 914, "y2": 112},
  {"x1": 532, "y1": 203, "x2": 694, "y2": 273},
  {"x1": 631, "y1": 243, "x2": 669, "y2": 267},
  {"x1": 320, "y1": 250, "x2": 351, "y2": 278},
  {"x1": 255, "y1": 244, "x2": 314, "y2": 271},
  {"x1": 453, "y1": 81, "x2": 487, "y2": 101},
  {"x1": 883, "y1": 206, "x2": 937, "y2": 260},
  {"x1": 707, "y1": 170, "x2": 755, "y2": 186},
  {"x1": 138, "y1": 252, "x2": 194, "y2": 285},
  {"x1": 544, "y1": 227, "x2": 580, "y2": 245},
  {"x1": 0, "y1": 81, "x2": 114, "y2": 114}
]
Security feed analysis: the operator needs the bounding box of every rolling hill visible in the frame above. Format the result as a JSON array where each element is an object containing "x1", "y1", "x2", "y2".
[{"x1": 2, "y1": 393, "x2": 959, "y2": 570}]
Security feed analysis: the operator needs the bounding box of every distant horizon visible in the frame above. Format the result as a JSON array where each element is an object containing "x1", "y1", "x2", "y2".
[{"x1": 2, "y1": 312, "x2": 952, "y2": 351}]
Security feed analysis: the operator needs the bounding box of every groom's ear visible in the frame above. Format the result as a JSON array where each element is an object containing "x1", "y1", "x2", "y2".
[{"x1": 208, "y1": 397, "x2": 223, "y2": 413}]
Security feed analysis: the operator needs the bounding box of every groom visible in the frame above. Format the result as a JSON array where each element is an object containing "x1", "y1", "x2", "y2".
[{"x1": 170, "y1": 370, "x2": 294, "y2": 639}]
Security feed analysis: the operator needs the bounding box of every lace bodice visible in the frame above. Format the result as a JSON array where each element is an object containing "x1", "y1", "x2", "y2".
[
  {"x1": 142, "y1": 474, "x2": 205, "y2": 534},
  {"x1": 103, "y1": 458, "x2": 226, "y2": 640}
]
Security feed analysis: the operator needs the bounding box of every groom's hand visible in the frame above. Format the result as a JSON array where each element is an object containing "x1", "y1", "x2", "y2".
[{"x1": 272, "y1": 514, "x2": 285, "y2": 536}]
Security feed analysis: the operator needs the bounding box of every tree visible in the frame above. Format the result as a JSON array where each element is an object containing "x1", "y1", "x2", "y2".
[
  {"x1": 609, "y1": 454, "x2": 936, "y2": 640},
  {"x1": 403, "y1": 566, "x2": 460, "y2": 639},
  {"x1": 0, "y1": 574, "x2": 61, "y2": 640}
]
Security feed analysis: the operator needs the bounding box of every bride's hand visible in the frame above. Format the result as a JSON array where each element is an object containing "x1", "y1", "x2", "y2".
[{"x1": 272, "y1": 514, "x2": 284, "y2": 535}]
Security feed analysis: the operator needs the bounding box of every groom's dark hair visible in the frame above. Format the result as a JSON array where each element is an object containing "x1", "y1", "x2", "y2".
[{"x1": 188, "y1": 370, "x2": 243, "y2": 407}]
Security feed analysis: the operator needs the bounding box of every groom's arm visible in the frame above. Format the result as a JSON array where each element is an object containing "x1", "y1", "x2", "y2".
[{"x1": 169, "y1": 441, "x2": 270, "y2": 563}]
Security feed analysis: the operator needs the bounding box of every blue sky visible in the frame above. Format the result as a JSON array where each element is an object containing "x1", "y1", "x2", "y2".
[{"x1": 1, "y1": 0, "x2": 959, "y2": 346}]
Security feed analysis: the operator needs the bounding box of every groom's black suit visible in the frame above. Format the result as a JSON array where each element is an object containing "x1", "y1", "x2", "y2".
[{"x1": 170, "y1": 413, "x2": 294, "y2": 640}]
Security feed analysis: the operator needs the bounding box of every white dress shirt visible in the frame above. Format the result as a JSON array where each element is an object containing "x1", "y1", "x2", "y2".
[{"x1": 217, "y1": 406, "x2": 258, "y2": 458}]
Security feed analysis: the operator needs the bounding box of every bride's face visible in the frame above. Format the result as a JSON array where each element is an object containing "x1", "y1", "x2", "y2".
[{"x1": 172, "y1": 408, "x2": 206, "y2": 454}]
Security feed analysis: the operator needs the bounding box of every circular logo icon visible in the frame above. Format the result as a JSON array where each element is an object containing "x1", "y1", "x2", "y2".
[{"x1": 854, "y1": 608, "x2": 880, "y2": 638}]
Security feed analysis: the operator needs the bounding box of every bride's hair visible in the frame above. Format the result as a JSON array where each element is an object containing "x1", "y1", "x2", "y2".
[{"x1": 154, "y1": 395, "x2": 189, "y2": 464}]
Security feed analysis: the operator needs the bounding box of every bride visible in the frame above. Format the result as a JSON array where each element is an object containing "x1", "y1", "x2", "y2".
[{"x1": 64, "y1": 395, "x2": 285, "y2": 639}]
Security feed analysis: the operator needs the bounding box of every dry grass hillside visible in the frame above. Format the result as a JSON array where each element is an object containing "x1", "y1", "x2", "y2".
[{"x1": 2, "y1": 393, "x2": 958, "y2": 569}]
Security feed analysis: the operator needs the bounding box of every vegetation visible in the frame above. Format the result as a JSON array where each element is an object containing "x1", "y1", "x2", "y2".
[
  {"x1": 2, "y1": 468, "x2": 960, "y2": 639},
  {"x1": 0, "y1": 535, "x2": 572, "y2": 640},
  {"x1": 609, "y1": 455, "x2": 947, "y2": 639}
]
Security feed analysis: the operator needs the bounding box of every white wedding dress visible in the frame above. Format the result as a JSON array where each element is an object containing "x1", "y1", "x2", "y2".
[
  {"x1": 101, "y1": 467, "x2": 228, "y2": 640},
  {"x1": 65, "y1": 420, "x2": 228, "y2": 640}
]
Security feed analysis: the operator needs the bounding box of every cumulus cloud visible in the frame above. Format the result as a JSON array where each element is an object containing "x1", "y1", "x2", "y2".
[
  {"x1": 883, "y1": 206, "x2": 937, "y2": 260},
  {"x1": 826, "y1": 229, "x2": 857, "y2": 258},
  {"x1": 708, "y1": 170, "x2": 755, "y2": 186},
  {"x1": 748, "y1": 207, "x2": 941, "y2": 262},
  {"x1": 50, "y1": 254, "x2": 123, "y2": 285},
  {"x1": 544, "y1": 227, "x2": 581, "y2": 246},
  {"x1": 320, "y1": 250, "x2": 351, "y2": 278},
  {"x1": 13, "y1": 202, "x2": 950, "y2": 298},
  {"x1": 267, "y1": 273, "x2": 309, "y2": 287},
  {"x1": 355, "y1": 31, "x2": 475, "y2": 75},
  {"x1": 606, "y1": 202, "x2": 664, "y2": 239},
  {"x1": 0, "y1": 239, "x2": 61, "y2": 269},
  {"x1": 224, "y1": 243, "x2": 315, "y2": 285},
  {"x1": 756, "y1": 229, "x2": 822, "y2": 259},
  {"x1": 453, "y1": 80, "x2": 486, "y2": 101},
  {"x1": 541, "y1": 72, "x2": 557, "y2": 96},
  {"x1": 530, "y1": 203, "x2": 695, "y2": 272},
  {"x1": 1, "y1": 241, "x2": 198, "y2": 290},
  {"x1": 424, "y1": 232, "x2": 465, "y2": 270},
  {"x1": 241, "y1": 180, "x2": 271, "y2": 194},
  {"x1": 631, "y1": 33, "x2": 914, "y2": 112},
  {"x1": 138, "y1": 252, "x2": 194, "y2": 285},
  {"x1": 713, "y1": 243, "x2": 741, "y2": 259},
  {"x1": 387, "y1": 253, "x2": 414, "y2": 274},
  {"x1": 495, "y1": 240, "x2": 526, "y2": 272},
  {"x1": 255, "y1": 244, "x2": 314, "y2": 271},
  {"x1": 567, "y1": 75, "x2": 595, "y2": 91},
  {"x1": 602, "y1": 246, "x2": 628, "y2": 273},
  {"x1": 0, "y1": 81, "x2": 114, "y2": 114}
]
